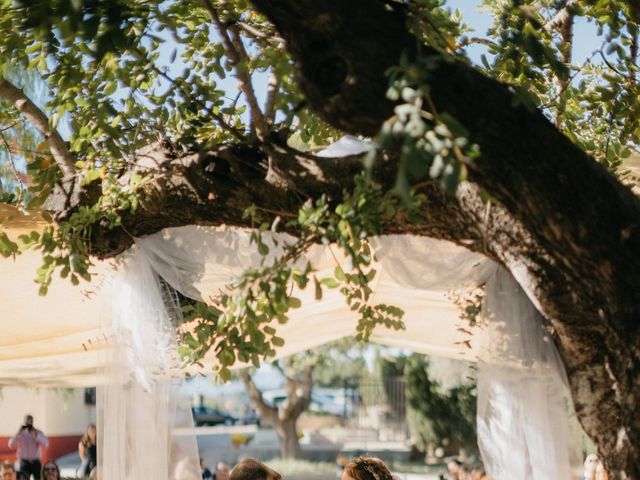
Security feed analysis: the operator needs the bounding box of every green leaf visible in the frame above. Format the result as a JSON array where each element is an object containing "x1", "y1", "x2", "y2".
[{"x1": 320, "y1": 277, "x2": 339, "y2": 288}]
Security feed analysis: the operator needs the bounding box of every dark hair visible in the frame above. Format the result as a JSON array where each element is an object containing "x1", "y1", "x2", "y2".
[
  {"x1": 41, "y1": 460, "x2": 60, "y2": 479},
  {"x1": 229, "y1": 459, "x2": 281, "y2": 480},
  {"x1": 343, "y1": 456, "x2": 394, "y2": 480},
  {"x1": 0, "y1": 462, "x2": 15, "y2": 472}
]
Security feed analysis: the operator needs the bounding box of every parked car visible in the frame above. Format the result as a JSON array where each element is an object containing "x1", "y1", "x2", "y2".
[
  {"x1": 239, "y1": 410, "x2": 261, "y2": 426},
  {"x1": 191, "y1": 406, "x2": 237, "y2": 426}
]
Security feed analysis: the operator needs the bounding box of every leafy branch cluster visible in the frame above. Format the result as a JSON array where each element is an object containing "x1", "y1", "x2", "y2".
[
  {"x1": 0, "y1": 0, "x2": 341, "y2": 271},
  {"x1": 479, "y1": 0, "x2": 640, "y2": 175},
  {"x1": 378, "y1": 54, "x2": 480, "y2": 196},
  {"x1": 18, "y1": 170, "x2": 151, "y2": 294},
  {"x1": 179, "y1": 175, "x2": 408, "y2": 381}
]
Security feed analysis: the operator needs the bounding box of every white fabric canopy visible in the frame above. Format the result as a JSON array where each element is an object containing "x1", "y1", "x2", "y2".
[{"x1": 0, "y1": 210, "x2": 493, "y2": 386}]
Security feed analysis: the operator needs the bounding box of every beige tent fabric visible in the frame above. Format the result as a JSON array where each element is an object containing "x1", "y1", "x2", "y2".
[
  {"x1": 0, "y1": 205, "x2": 109, "y2": 385},
  {"x1": 0, "y1": 205, "x2": 491, "y2": 387}
]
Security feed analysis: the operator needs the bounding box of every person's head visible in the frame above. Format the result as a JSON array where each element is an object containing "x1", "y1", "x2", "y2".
[
  {"x1": 84, "y1": 423, "x2": 97, "y2": 442},
  {"x1": 23, "y1": 415, "x2": 33, "y2": 428},
  {"x1": 216, "y1": 462, "x2": 231, "y2": 480},
  {"x1": 0, "y1": 462, "x2": 16, "y2": 480},
  {"x1": 41, "y1": 461, "x2": 60, "y2": 480},
  {"x1": 341, "y1": 456, "x2": 393, "y2": 480},
  {"x1": 229, "y1": 459, "x2": 280, "y2": 480}
]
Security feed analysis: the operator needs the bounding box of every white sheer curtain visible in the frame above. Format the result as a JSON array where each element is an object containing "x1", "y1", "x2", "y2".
[
  {"x1": 97, "y1": 244, "x2": 200, "y2": 480},
  {"x1": 477, "y1": 268, "x2": 572, "y2": 480}
]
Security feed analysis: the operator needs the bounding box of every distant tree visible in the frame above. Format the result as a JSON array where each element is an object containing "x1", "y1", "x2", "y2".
[
  {"x1": 238, "y1": 339, "x2": 368, "y2": 459},
  {"x1": 404, "y1": 354, "x2": 477, "y2": 457},
  {"x1": 313, "y1": 339, "x2": 369, "y2": 389}
]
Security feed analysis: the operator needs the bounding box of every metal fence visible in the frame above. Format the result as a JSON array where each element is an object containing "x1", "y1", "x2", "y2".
[{"x1": 344, "y1": 377, "x2": 409, "y2": 443}]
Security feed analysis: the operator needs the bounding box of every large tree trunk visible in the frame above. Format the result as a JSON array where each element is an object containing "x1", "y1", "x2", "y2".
[
  {"x1": 47, "y1": 1, "x2": 640, "y2": 476},
  {"x1": 274, "y1": 417, "x2": 301, "y2": 459}
]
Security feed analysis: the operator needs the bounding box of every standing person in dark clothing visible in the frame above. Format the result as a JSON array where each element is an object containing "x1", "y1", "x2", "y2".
[
  {"x1": 78, "y1": 424, "x2": 97, "y2": 479},
  {"x1": 8, "y1": 415, "x2": 48, "y2": 480}
]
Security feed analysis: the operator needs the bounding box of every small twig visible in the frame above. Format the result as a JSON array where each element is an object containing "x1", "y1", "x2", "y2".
[
  {"x1": 0, "y1": 121, "x2": 18, "y2": 133},
  {"x1": 253, "y1": 206, "x2": 296, "y2": 218},
  {"x1": 150, "y1": 64, "x2": 246, "y2": 142},
  {"x1": 201, "y1": 0, "x2": 268, "y2": 140},
  {"x1": 0, "y1": 130, "x2": 26, "y2": 203},
  {"x1": 424, "y1": 91, "x2": 440, "y2": 123},
  {"x1": 236, "y1": 21, "x2": 285, "y2": 45},
  {"x1": 538, "y1": 46, "x2": 601, "y2": 110},
  {"x1": 264, "y1": 72, "x2": 279, "y2": 126},
  {"x1": 600, "y1": 50, "x2": 630, "y2": 79}
]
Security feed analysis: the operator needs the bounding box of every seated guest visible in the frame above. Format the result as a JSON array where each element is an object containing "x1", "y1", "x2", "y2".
[
  {"x1": 216, "y1": 462, "x2": 230, "y2": 480},
  {"x1": 41, "y1": 461, "x2": 61, "y2": 480},
  {"x1": 1, "y1": 462, "x2": 16, "y2": 480},
  {"x1": 229, "y1": 459, "x2": 281, "y2": 480},
  {"x1": 341, "y1": 456, "x2": 394, "y2": 480}
]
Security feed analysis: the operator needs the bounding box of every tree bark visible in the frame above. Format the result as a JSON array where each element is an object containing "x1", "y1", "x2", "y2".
[
  {"x1": 44, "y1": 0, "x2": 640, "y2": 476},
  {"x1": 238, "y1": 367, "x2": 312, "y2": 459},
  {"x1": 275, "y1": 417, "x2": 301, "y2": 459}
]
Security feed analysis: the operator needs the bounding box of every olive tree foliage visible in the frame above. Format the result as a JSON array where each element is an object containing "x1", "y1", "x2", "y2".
[{"x1": 1, "y1": 0, "x2": 640, "y2": 472}]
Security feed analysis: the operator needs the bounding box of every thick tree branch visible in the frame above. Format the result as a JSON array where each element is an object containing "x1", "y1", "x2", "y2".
[
  {"x1": 238, "y1": 369, "x2": 278, "y2": 423},
  {"x1": 0, "y1": 79, "x2": 76, "y2": 178},
  {"x1": 544, "y1": 0, "x2": 579, "y2": 33}
]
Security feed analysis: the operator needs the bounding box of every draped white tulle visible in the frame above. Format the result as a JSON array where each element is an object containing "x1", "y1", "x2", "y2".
[
  {"x1": 96, "y1": 137, "x2": 573, "y2": 479},
  {"x1": 477, "y1": 268, "x2": 572, "y2": 480},
  {"x1": 97, "y1": 246, "x2": 200, "y2": 480}
]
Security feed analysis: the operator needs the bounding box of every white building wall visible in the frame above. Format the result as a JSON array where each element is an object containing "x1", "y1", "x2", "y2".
[{"x1": 0, "y1": 387, "x2": 94, "y2": 436}]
